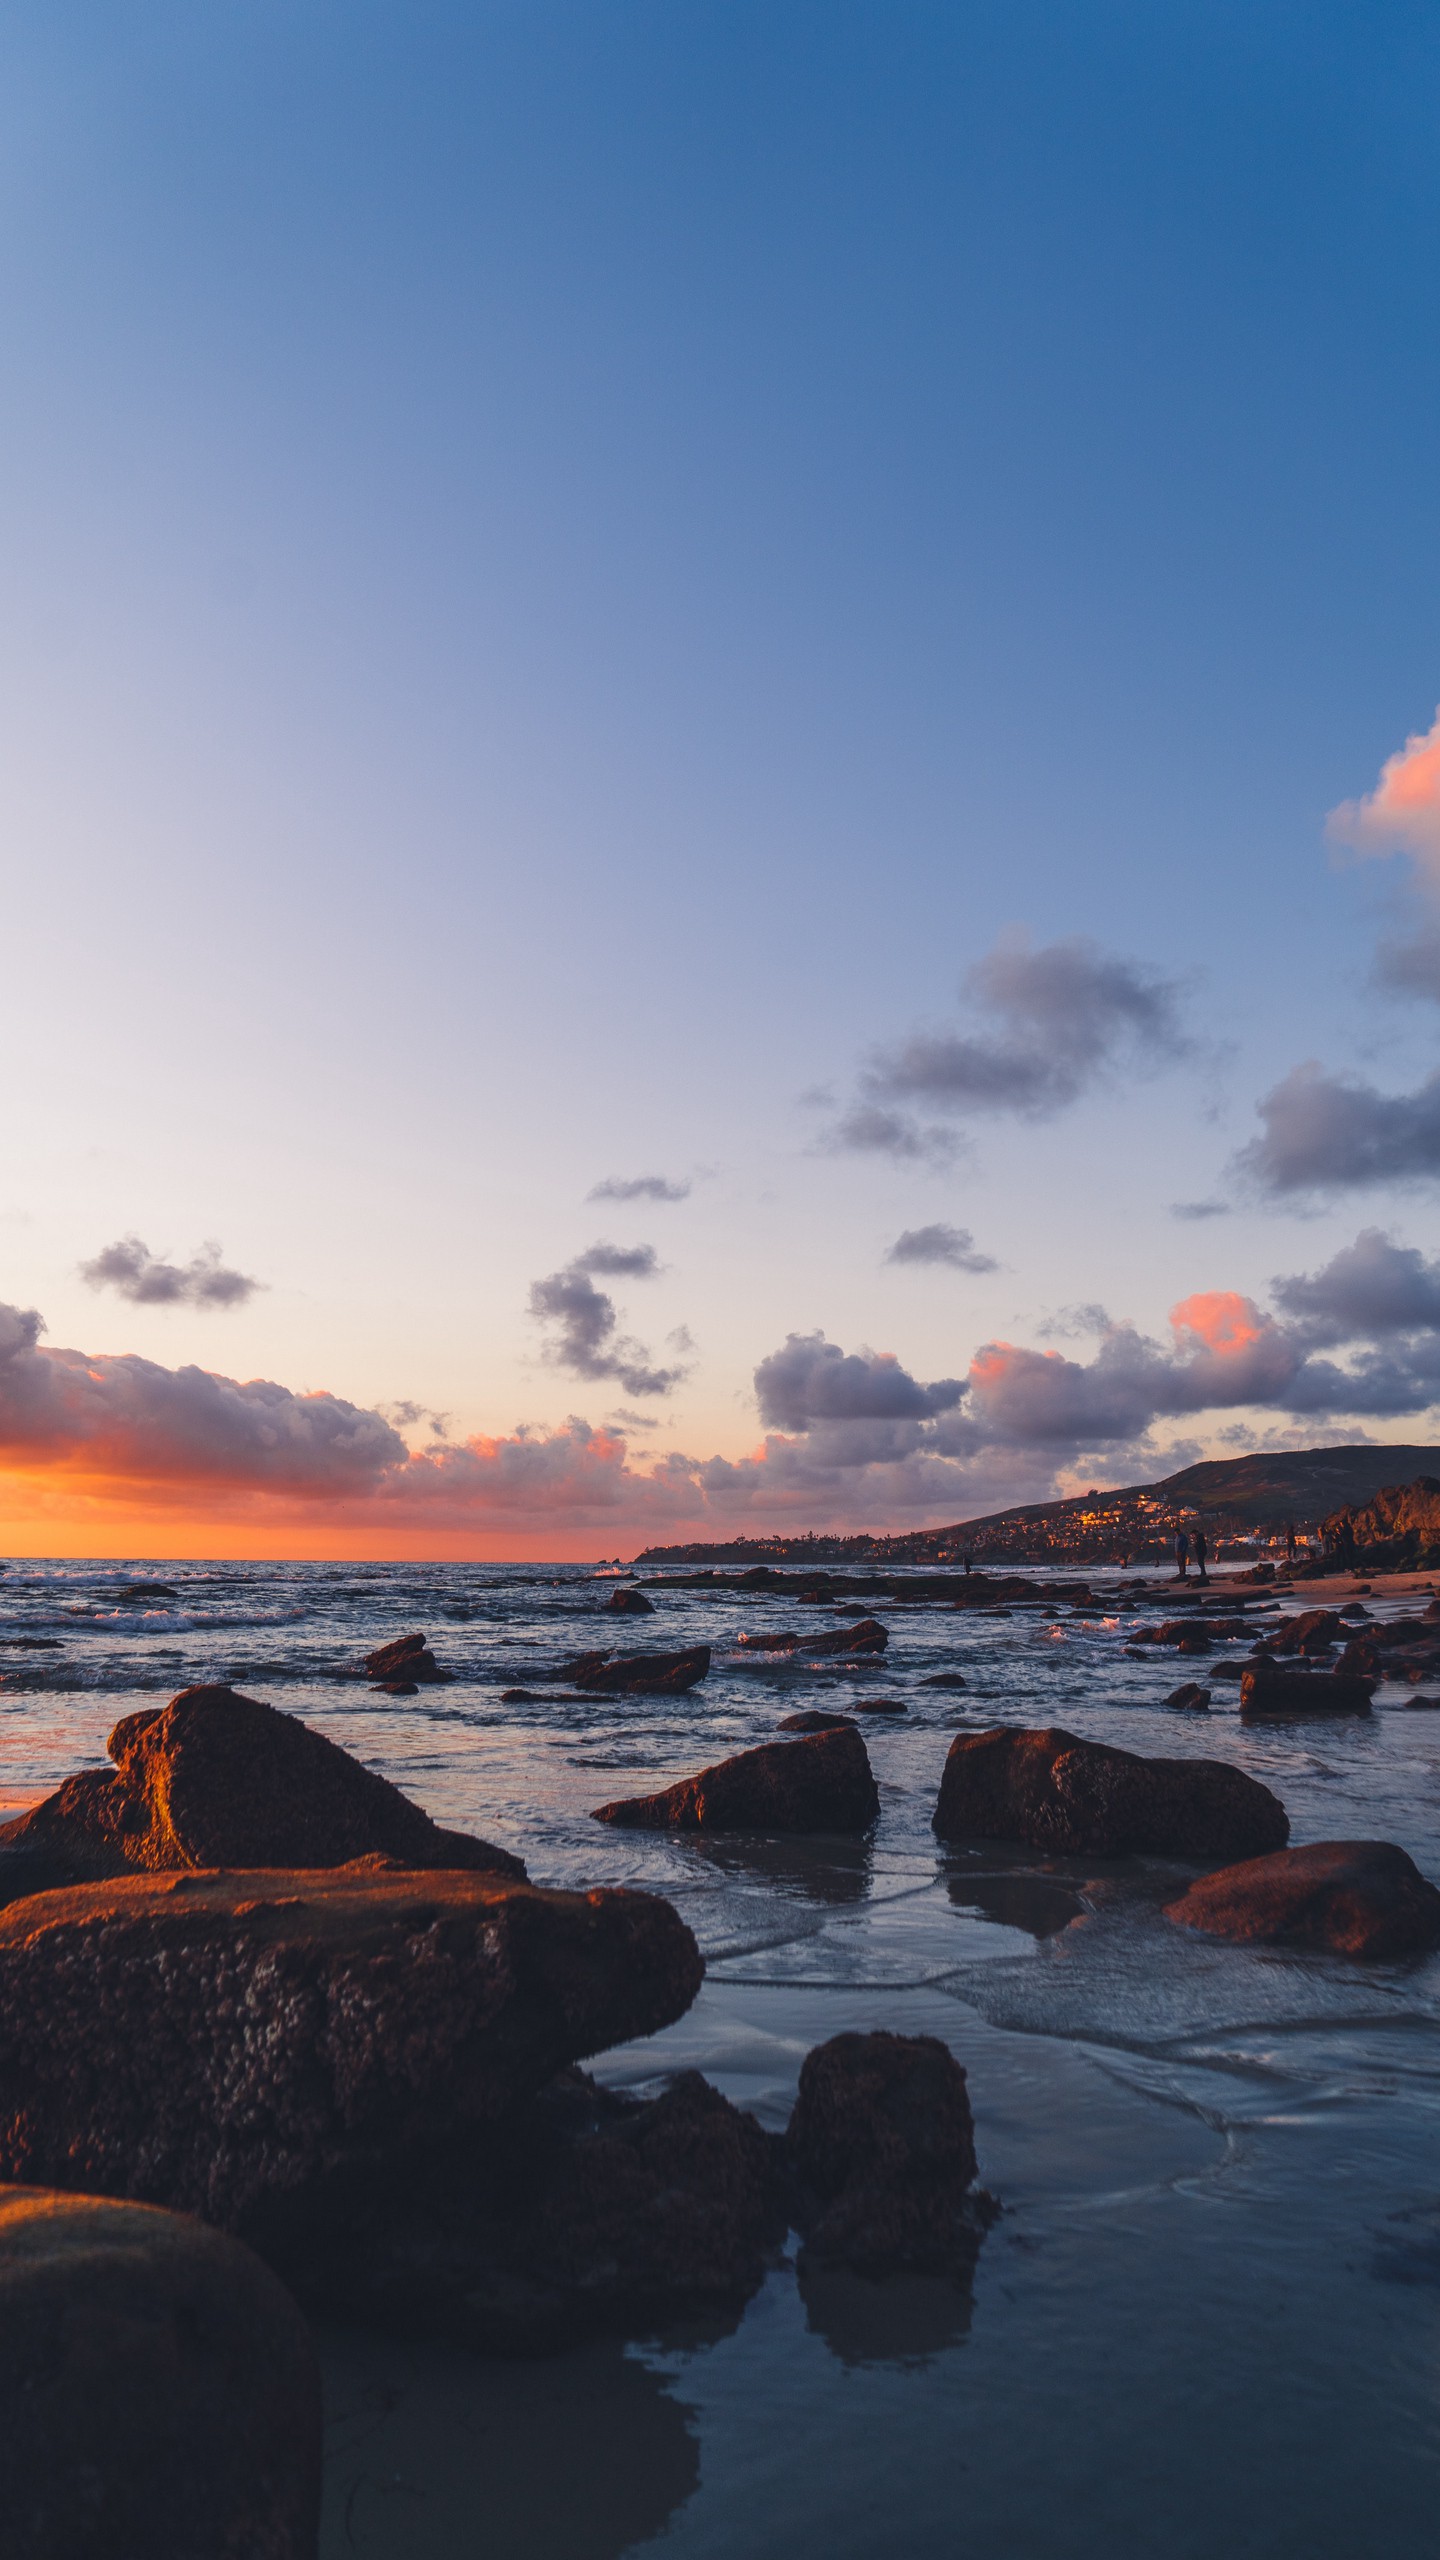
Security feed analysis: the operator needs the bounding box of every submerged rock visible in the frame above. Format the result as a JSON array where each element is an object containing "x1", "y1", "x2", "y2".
[
  {"x1": 1164, "y1": 1840, "x2": 1440, "y2": 1958},
  {"x1": 554, "y1": 1645, "x2": 711, "y2": 1695},
  {"x1": 932, "y1": 1725, "x2": 1288, "y2": 1863},
  {"x1": 593, "y1": 1725, "x2": 880, "y2": 1834},
  {"x1": 786, "y1": 2032, "x2": 994, "y2": 2282},
  {"x1": 0, "y1": 1685, "x2": 524, "y2": 1894},
  {"x1": 0, "y1": 1866, "x2": 702, "y2": 2248},
  {"x1": 295, "y1": 2066, "x2": 788, "y2": 2352},
  {"x1": 0, "y1": 2185, "x2": 321, "y2": 2560},
  {"x1": 364, "y1": 1631, "x2": 453, "y2": 1685},
  {"x1": 776, "y1": 1710, "x2": 859, "y2": 1734},
  {"x1": 1239, "y1": 1663, "x2": 1373, "y2": 1719},
  {"x1": 920, "y1": 1670, "x2": 968, "y2": 1689}
]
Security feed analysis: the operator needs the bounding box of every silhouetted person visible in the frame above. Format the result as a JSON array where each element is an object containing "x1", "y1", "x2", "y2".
[
  {"x1": 1174, "y1": 1529, "x2": 1190, "y2": 1580},
  {"x1": 1285, "y1": 1521, "x2": 1297, "y2": 1562},
  {"x1": 1193, "y1": 1528, "x2": 1208, "y2": 1584},
  {"x1": 963, "y1": 1552, "x2": 973, "y2": 1576}
]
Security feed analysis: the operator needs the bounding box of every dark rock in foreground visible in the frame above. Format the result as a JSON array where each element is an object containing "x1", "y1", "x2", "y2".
[
  {"x1": 296, "y1": 2067, "x2": 787, "y2": 2352},
  {"x1": 933, "y1": 1725, "x2": 1288, "y2": 1862},
  {"x1": 1239, "y1": 1662, "x2": 1373, "y2": 1719},
  {"x1": 0, "y1": 1866, "x2": 702, "y2": 2248},
  {"x1": 0, "y1": 1686, "x2": 523, "y2": 1895},
  {"x1": 0, "y1": 2184, "x2": 320, "y2": 2559},
  {"x1": 604, "y1": 1586, "x2": 655, "y2": 1615},
  {"x1": 553, "y1": 1645, "x2": 711, "y2": 1695},
  {"x1": 364, "y1": 1630, "x2": 453, "y2": 1685},
  {"x1": 787, "y1": 2032, "x2": 994, "y2": 2281},
  {"x1": 593, "y1": 1726, "x2": 880, "y2": 1833},
  {"x1": 1165, "y1": 1840, "x2": 1440, "y2": 1957}
]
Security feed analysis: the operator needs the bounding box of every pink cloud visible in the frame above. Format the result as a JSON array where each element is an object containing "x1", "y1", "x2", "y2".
[{"x1": 1328, "y1": 704, "x2": 1440, "y2": 878}]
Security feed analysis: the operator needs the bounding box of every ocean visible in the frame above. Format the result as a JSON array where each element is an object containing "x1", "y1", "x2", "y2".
[{"x1": 2, "y1": 1557, "x2": 1438, "y2": 2558}]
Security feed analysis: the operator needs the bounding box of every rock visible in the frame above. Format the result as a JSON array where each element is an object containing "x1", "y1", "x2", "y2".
[
  {"x1": 1267, "y1": 1608, "x2": 1342, "y2": 1658},
  {"x1": 1239, "y1": 1663, "x2": 1373, "y2": 1719},
  {"x1": 555, "y1": 1646, "x2": 711, "y2": 1695},
  {"x1": 1394, "y1": 1693, "x2": 1440, "y2": 1711},
  {"x1": 115, "y1": 1581, "x2": 178, "y2": 1602},
  {"x1": 776, "y1": 1711, "x2": 858, "y2": 1733},
  {"x1": 1336, "y1": 1635, "x2": 1381, "y2": 1678},
  {"x1": 604, "y1": 1586, "x2": 655, "y2": 1615},
  {"x1": 0, "y1": 2185, "x2": 321, "y2": 2559},
  {"x1": 852, "y1": 1696, "x2": 907, "y2": 1715},
  {"x1": 363, "y1": 1631, "x2": 453, "y2": 1684},
  {"x1": 932, "y1": 1725, "x2": 1288, "y2": 1862},
  {"x1": 593, "y1": 1726, "x2": 880, "y2": 1834},
  {"x1": 0, "y1": 1686, "x2": 524, "y2": 1893},
  {"x1": 736, "y1": 1629, "x2": 802, "y2": 1651},
  {"x1": 1321, "y1": 1476, "x2": 1440, "y2": 1571},
  {"x1": 920, "y1": 1672, "x2": 967, "y2": 1689},
  {"x1": 0, "y1": 1866, "x2": 703, "y2": 2250},
  {"x1": 796, "y1": 1618, "x2": 889, "y2": 1657},
  {"x1": 1164, "y1": 1840, "x2": 1440, "y2": 1957},
  {"x1": 0, "y1": 1637, "x2": 63, "y2": 1650},
  {"x1": 293, "y1": 2067, "x2": 787, "y2": 2351},
  {"x1": 1164, "y1": 1683, "x2": 1211, "y2": 1711},
  {"x1": 786, "y1": 2032, "x2": 994, "y2": 2281}
]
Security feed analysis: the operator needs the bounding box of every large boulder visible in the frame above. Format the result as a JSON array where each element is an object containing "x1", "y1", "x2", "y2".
[
  {"x1": 0, "y1": 1686, "x2": 524, "y2": 1896},
  {"x1": 295, "y1": 2066, "x2": 787, "y2": 2351},
  {"x1": 1266, "y1": 1608, "x2": 1342, "y2": 1657},
  {"x1": 593, "y1": 1726, "x2": 880, "y2": 1834},
  {"x1": 932, "y1": 1725, "x2": 1288, "y2": 1862},
  {"x1": 786, "y1": 2032, "x2": 994, "y2": 2281},
  {"x1": 603, "y1": 1586, "x2": 655, "y2": 1615},
  {"x1": 0, "y1": 1866, "x2": 702, "y2": 2256},
  {"x1": 0, "y1": 2185, "x2": 321, "y2": 2558},
  {"x1": 797, "y1": 1619, "x2": 889, "y2": 1658},
  {"x1": 1239, "y1": 1663, "x2": 1372, "y2": 1719},
  {"x1": 1164, "y1": 1840, "x2": 1440, "y2": 1957}
]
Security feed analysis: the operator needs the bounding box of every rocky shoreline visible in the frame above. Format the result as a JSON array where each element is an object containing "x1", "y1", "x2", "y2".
[{"x1": 3, "y1": 1621, "x2": 1439, "y2": 2554}]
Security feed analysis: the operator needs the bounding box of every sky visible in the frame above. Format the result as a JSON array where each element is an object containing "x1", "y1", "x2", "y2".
[{"x1": 4, "y1": 0, "x2": 1440, "y2": 1556}]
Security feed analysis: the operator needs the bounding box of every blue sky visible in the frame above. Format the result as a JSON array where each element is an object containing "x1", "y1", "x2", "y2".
[{"x1": 3, "y1": 2, "x2": 1440, "y2": 1551}]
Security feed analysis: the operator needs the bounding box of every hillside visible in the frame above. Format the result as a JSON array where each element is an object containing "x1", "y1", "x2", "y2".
[{"x1": 636, "y1": 1443, "x2": 1440, "y2": 1567}]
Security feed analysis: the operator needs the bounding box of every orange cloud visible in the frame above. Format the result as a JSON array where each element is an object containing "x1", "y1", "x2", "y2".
[
  {"x1": 1328, "y1": 704, "x2": 1440, "y2": 878},
  {"x1": 1168, "y1": 1291, "x2": 1265, "y2": 1357}
]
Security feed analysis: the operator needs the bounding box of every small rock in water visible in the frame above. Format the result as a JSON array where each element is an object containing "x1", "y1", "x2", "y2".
[
  {"x1": 852, "y1": 1696, "x2": 908, "y2": 1715},
  {"x1": 604, "y1": 1586, "x2": 655, "y2": 1614},
  {"x1": 1164, "y1": 1839, "x2": 1440, "y2": 1958},
  {"x1": 0, "y1": 2186, "x2": 321, "y2": 2559},
  {"x1": 1240, "y1": 1662, "x2": 1372, "y2": 1719},
  {"x1": 363, "y1": 1630, "x2": 454, "y2": 1684},
  {"x1": 920, "y1": 1672, "x2": 967, "y2": 1689},
  {"x1": 776, "y1": 1710, "x2": 858, "y2": 1734},
  {"x1": 593, "y1": 1726, "x2": 880, "y2": 1834},
  {"x1": 115, "y1": 1581, "x2": 178, "y2": 1602},
  {"x1": 1164, "y1": 1682, "x2": 1212, "y2": 1711},
  {"x1": 554, "y1": 1645, "x2": 711, "y2": 1695}
]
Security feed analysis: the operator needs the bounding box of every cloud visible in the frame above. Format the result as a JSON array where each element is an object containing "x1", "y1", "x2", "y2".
[
  {"x1": 0, "y1": 1303, "x2": 405, "y2": 1491},
  {"x1": 834, "y1": 936, "x2": 1191, "y2": 1154},
  {"x1": 754, "y1": 1332, "x2": 965, "y2": 1432},
  {"x1": 822, "y1": 1105, "x2": 959, "y2": 1164},
  {"x1": 1329, "y1": 705, "x2": 1440, "y2": 878},
  {"x1": 1239, "y1": 1061, "x2": 1440, "y2": 1195},
  {"x1": 587, "y1": 1175, "x2": 690, "y2": 1203},
  {"x1": 885, "y1": 1223, "x2": 997, "y2": 1272},
  {"x1": 1170, "y1": 1199, "x2": 1229, "y2": 1221},
  {"x1": 528, "y1": 1262, "x2": 685, "y2": 1398},
  {"x1": 80, "y1": 1237, "x2": 260, "y2": 1309},
  {"x1": 1271, "y1": 1228, "x2": 1440, "y2": 1344},
  {"x1": 572, "y1": 1241, "x2": 660, "y2": 1278}
]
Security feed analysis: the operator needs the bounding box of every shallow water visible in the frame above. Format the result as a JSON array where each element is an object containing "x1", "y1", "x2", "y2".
[{"x1": 4, "y1": 1558, "x2": 1439, "y2": 2556}]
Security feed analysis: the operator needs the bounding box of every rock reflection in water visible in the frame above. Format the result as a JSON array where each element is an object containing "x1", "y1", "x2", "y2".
[
  {"x1": 683, "y1": 1832, "x2": 875, "y2": 1906},
  {"x1": 318, "y1": 2327, "x2": 699, "y2": 2560},
  {"x1": 799, "y1": 2263, "x2": 974, "y2": 2367},
  {"x1": 942, "y1": 1852, "x2": 1085, "y2": 1939}
]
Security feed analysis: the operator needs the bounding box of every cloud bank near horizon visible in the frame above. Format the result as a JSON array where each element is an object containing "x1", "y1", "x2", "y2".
[{"x1": 5, "y1": 1228, "x2": 1440, "y2": 1539}]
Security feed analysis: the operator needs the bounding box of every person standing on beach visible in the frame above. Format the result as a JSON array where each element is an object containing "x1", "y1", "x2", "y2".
[
  {"x1": 1174, "y1": 1529, "x2": 1190, "y2": 1579},
  {"x1": 1193, "y1": 1528, "x2": 1208, "y2": 1584}
]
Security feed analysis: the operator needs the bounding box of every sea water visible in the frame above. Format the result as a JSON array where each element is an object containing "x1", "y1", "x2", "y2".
[{"x1": 2, "y1": 1559, "x2": 1438, "y2": 2558}]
